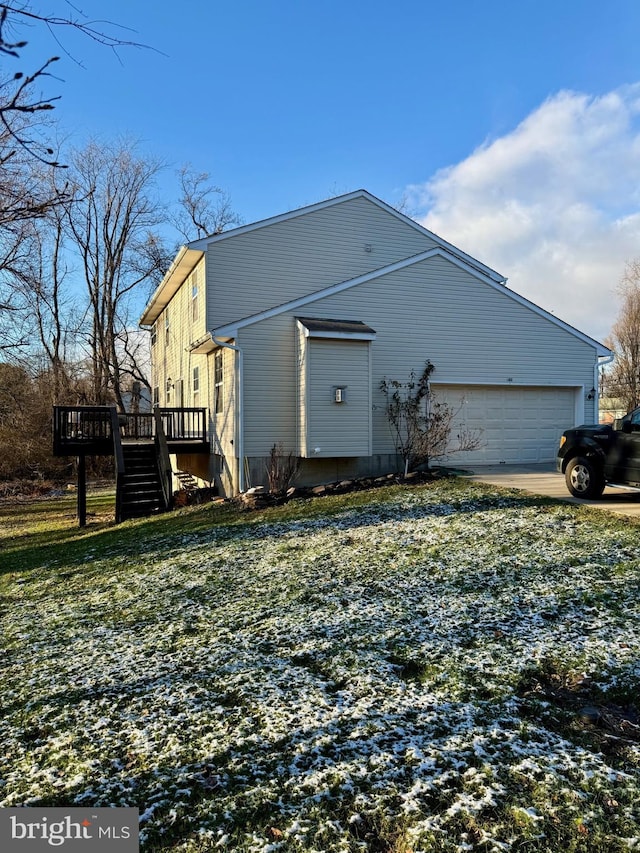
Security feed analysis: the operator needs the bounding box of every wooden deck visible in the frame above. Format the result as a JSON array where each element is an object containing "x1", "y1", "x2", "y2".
[
  {"x1": 52, "y1": 406, "x2": 210, "y2": 526},
  {"x1": 53, "y1": 406, "x2": 210, "y2": 456}
]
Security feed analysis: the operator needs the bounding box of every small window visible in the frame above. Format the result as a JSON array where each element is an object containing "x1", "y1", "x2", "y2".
[
  {"x1": 214, "y1": 350, "x2": 223, "y2": 414},
  {"x1": 151, "y1": 323, "x2": 157, "y2": 346},
  {"x1": 166, "y1": 378, "x2": 172, "y2": 405},
  {"x1": 192, "y1": 283, "x2": 199, "y2": 323},
  {"x1": 193, "y1": 365, "x2": 200, "y2": 396},
  {"x1": 153, "y1": 386, "x2": 159, "y2": 406},
  {"x1": 165, "y1": 310, "x2": 170, "y2": 347}
]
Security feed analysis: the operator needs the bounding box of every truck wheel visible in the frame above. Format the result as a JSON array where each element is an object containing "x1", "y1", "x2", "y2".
[{"x1": 565, "y1": 456, "x2": 605, "y2": 499}]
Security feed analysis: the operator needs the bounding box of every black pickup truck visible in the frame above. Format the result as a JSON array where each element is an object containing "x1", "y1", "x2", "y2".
[{"x1": 557, "y1": 408, "x2": 640, "y2": 498}]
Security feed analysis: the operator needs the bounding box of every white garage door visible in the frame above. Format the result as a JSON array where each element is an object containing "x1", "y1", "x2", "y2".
[{"x1": 432, "y1": 384, "x2": 578, "y2": 465}]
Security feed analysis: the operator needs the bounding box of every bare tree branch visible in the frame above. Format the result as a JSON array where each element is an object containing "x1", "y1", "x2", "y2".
[
  {"x1": 0, "y1": 2, "x2": 156, "y2": 165},
  {"x1": 0, "y1": 2, "x2": 153, "y2": 55},
  {"x1": 603, "y1": 259, "x2": 640, "y2": 411},
  {"x1": 63, "y1": 139, "x2": 167, "y2": 408},
  {"x1": 173, "y1": 164, "x2": 242, "y2": 241}
]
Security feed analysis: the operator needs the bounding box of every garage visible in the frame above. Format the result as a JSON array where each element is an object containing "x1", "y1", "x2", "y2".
[{"x1": 432, "y1": 384, "x2": 579, "y2": 465}]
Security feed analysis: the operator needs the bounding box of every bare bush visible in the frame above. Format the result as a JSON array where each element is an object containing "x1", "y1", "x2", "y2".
[
  {"x1": 265, "y1": 443, "x2": 300, "y2": 494},
  {"x1": 380, "y1": 361, "x2": 483, "y2": 476}
]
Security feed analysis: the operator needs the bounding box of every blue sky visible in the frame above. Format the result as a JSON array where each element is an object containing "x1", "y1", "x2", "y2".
[{"x1": 13, "y1": 0, "x2": 640, "y2": 342}]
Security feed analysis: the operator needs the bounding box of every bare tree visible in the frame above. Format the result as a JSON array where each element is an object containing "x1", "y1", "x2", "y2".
[
  {"x1": 604, "y1": 260, "x2": 640, "y2": 412},
  {"x1": 8, "y1": 192, "x2": 84, "y2": 400},
  {"x1": 0, "y1": 2, "x2": 152, "y2": 355},
  {"x1": 380, "y1": 361, "x2": 483, "y2": 476},
  {"x1": 64, "y1": 139, "x2": 168, "y2": 409},
  {"x1": 172, "y1": 164, "x2": 241, "y2": 241},
  {"x1": 0, "y1": 2, "x2": 151, "y2": 166},
  {"x1": 0, "y1": 151, "x2": 42, "y2": 357}
]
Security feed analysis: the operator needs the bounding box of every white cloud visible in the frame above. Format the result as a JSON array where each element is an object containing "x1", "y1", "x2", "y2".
[{"x1": 407, "y1": 85, "x2": 640, "y2": 343}]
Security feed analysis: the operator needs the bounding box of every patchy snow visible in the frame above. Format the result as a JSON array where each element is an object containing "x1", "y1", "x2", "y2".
[{"x1": 1, "y1": 482, "x2": 639, "y2": 851}]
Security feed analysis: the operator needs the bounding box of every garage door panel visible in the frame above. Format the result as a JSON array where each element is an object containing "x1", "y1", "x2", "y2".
[
  {"x1": 508, "y1": 446, "x2": 539, "y2": 463},
  {"x1": 433, "y1": 384, "x2": 577, "y2": 465}
]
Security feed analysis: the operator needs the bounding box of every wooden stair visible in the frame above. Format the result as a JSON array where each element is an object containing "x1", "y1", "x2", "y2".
[
  {"x1": 118, "y1": 443, "x2": 165, "y2": 521},
  {"x1": 175, "y1": 469, "x2": 200, "y2": 493}
]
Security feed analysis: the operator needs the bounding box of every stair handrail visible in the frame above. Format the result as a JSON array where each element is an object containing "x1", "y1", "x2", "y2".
[
  {"x1": 153, "y1": 407, "x2": 173, "y2": 511},
  {"x1": 110, "y1": 406, "x2": 127, "y2": 523}
]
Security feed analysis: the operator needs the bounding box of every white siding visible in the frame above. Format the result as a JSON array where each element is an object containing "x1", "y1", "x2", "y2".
[{"x1": 206, "y1": 196, "x2": 437, "y2": 330}]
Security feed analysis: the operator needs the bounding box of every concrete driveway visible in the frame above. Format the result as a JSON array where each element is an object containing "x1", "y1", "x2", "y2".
[{"x1": 463, "y1": 463, "x2": 640, "y2": 518}]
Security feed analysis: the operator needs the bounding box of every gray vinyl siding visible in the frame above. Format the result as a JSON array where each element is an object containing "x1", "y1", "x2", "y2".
[
  {"x1": 304, "y1": 339, "x2": 371, "y2": 457},
  {"x1": 240, "y1": 316, "x2": 299, "y2": 456},
  {"x1": 206, "y1": 196, "x2": 436, "y2": 330},
  {"x1": 239, "y1": 253, "x2": 598, "y2": 457}
]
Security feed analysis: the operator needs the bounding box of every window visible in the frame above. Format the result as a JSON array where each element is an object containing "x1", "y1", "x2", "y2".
[
  {"x1": 193, "y1": 365, "x2": 200, "y2": 398},
  {"x1": 166, "y1": 377, "x2": 172, "y2": 405},
  {"x1": 153, "y1": 386, "x2": 159, "y2": 407},
  {"x1": 165, "y1": 310, "x2": 170, "y2": 347},
  {"x1": 214, "y1": 350, "x2": 223, "y2": 414},
  {"x1": 151, "y1": 323, "x2": 157, "y2": 346},
  {"x1": 191, "y1": 270, "x2": 199, "y2": 323}
]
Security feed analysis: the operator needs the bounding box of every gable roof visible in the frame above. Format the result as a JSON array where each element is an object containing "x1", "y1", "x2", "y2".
[
  {"x1": 188, "y1": 189, "x2": 507, "y2": 285},
  {"x1": 143, "y1": 188, "x2": 612, "y2": 359},
  {"x1": 141, "y1": 189, "x2": 507, "y2": 326},
  {"x1": 200, "y1": 247, "x2": 611, "y2": 357}
]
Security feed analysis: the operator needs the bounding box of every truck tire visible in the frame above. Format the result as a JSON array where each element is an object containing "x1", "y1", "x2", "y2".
[{"x1": 565, "y1": 456, "x2": 605, "y2": 499}]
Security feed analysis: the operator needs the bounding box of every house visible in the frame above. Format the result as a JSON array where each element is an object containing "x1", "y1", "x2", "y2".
[{"x1": 139, "y1": 190, "x2": 611, "y2": 496}]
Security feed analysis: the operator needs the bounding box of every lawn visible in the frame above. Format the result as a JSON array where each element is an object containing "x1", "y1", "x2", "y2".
[{"x1": 1, "y1": 479, "x2": 639, "y2": 852}]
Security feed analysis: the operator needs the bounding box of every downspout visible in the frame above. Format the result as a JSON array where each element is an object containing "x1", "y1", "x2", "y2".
[{"x1": 212, "y1": 336, "x2": 244, "y2": 494}]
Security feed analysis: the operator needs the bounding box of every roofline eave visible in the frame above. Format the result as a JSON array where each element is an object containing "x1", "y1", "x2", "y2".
[{"x1": 139, "y1": 246, "x2": 205, "y2": 326}]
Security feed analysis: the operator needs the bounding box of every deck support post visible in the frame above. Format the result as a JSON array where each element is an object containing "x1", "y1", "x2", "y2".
[{"x1": 77, "y1": 454, "x2": 87, "y2": 527}]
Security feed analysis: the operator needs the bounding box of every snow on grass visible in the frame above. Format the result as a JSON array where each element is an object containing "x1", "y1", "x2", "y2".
[{"x1": 1, "y1": 480, "x2": 640, "y2": 851}]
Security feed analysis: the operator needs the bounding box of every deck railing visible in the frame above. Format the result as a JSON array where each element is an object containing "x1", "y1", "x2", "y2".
[
  {"x1": 157, "y1": 408, "x2": 207, "y2": 443},
  {"x1": 53, "y1": 406, "x2": 208, "y2": 455},
  {"x1": 53, "y1": 406, "x2": 114, "y2": 454},
  {"x1": 119, "y1": 411, "x2": 154, "y2": 440}
]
